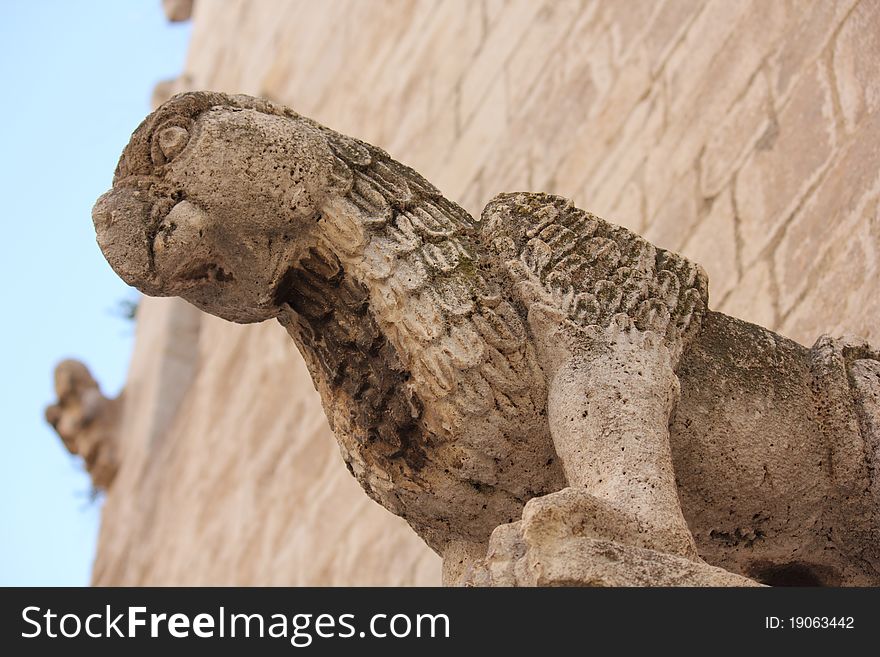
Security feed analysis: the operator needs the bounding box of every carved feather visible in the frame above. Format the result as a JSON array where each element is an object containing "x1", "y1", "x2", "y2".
[{"x1": 481, "y1": 192, "x2": 709, "y2": 346}]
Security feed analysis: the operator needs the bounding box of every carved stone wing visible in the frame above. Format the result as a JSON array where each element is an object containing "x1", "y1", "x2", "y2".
[{"x1": 480, "y1": 192, "x2": 709, "y2": 349}]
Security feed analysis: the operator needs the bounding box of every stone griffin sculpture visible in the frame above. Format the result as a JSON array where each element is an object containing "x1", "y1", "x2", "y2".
[
  {"x1": 45, "y1": 360, "x2": 121, "y2": 490},
  {"x1": 92, "y1": 92, "x2": 880, "y2": 586}
]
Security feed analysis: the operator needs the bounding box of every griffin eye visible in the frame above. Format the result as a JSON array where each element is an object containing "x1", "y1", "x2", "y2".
[{"x1": 157, "y1": 126, "x2": 189, "y2": 161}]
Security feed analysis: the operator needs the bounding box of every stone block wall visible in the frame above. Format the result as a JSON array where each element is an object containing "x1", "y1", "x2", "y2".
[{"x1": 93, "y1": 0, "x2": 879, "y2": 585}]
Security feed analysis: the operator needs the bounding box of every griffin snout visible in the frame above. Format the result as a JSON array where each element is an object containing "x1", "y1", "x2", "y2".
[
  {"x1": 92, "y1": 186, "x2": 164, "y2": 296},
  {"x1": 93, "y1": 184, "x2": 242, "y2": 303}
]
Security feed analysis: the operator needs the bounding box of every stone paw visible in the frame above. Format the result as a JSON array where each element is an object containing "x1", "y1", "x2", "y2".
[
  {"x1": 467, "y1": 488, "x2": 761, "y2": 587},
  {"x1": 520, "y1": 487, "x2": 699, "y2": 559}
]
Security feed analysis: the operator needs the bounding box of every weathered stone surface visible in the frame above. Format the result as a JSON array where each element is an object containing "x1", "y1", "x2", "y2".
[
  {"x1": 735, "y1": 62, "x2": 836, "y2": 266},
  {"x1": 162, "y1": 0, "x2": 193, "y2": 23},
  {"x1": 646, "y1": 0, "x2": 788, "y2": 223},
  {"x1": 45, "y1": 360, "x2": 121, "y2": 490},
  {"x1": 151, "y1": 74, "x2": 195, "y2": 111},
  {"x1": 776, "y1": 111, "x2": 880, "y2": 316},
  {"x1": 86, "y1": 0, "x2": 880, "y2": 587},
  {"x1": 94, "y1": 92, "x2": 880, "y2": 586},
  {"x1": 780, "y1": 199, "x2": 880, "y2": 348},
  {"x1": 468, "y1": 488, "x2": 762, "y2": 587},
  {"x1": 833, "y1": 0, "x2": 880, "y2": 133},
  {"x1": 699, "y1": 71, "x2": 771, "y2": 199},
  {"x1": 766, "y1": 0, "x2": 857, "y2": 108},
  {"x1": 681, "y1": 188, "x2": 739, "y2": 303},
  {"x1": 643, "y1": 168, "x2": 699, "y2": 252},
  {"x1": 717, "y1": 258, "x2": 777, "y2": 330}
]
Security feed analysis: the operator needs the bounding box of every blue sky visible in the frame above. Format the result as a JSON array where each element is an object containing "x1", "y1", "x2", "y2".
[{"x1": 0, "y1": 1, "x2": 191, "y2": 585}]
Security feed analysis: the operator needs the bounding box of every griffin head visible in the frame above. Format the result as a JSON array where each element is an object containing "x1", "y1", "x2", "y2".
[
  {"x1": 92, "y1": 92, "x2": 334, "y2": 323},
  {"x1": 90, "y1": 91, "x2": 566, "y2": 555}
]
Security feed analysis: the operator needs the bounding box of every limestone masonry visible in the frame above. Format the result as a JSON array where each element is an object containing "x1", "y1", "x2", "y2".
[
  {"x1": 93, "y1": 90, "x2": 879, "y2": 586},
  {"x1": 49, "y1": 0, "x2": 880, "y2": 585}
]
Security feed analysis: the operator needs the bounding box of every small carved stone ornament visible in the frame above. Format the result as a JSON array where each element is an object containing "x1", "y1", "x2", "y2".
[
  {"x1": 92, "y1": 92, "x2": 880, "y2": 586},
  {"x1": 45, "y1": 360, "x2": 121, "y2": 490}
]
